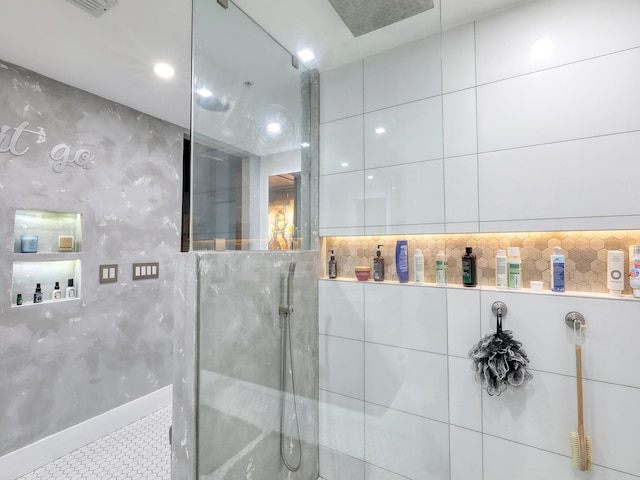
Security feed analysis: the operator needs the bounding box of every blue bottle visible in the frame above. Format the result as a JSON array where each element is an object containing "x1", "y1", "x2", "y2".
[{"x1": 396, "y1": 240, "x2": 409, "y2": 283}]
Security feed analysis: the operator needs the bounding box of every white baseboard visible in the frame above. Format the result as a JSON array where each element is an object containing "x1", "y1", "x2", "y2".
[{"x1": 0, "y1": 385, "x2": 172, "y2": 480}]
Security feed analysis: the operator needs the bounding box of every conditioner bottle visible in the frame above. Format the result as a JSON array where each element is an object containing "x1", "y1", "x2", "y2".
[
  {"x1": 414, "y1": 249, "x2": 424, "y2": 285},
  {"x1": 507, "y1": 247, "x2": 522, "y2": 289},
  {"x1": 436, "y1": 250, "x2": 448, "y2": 286},
  {"x1": 495, "y1": 249, "x2": 507, "y2": 289},
  {"x1": 462, "y1": 247, "x2": 477, "y2": 287}
]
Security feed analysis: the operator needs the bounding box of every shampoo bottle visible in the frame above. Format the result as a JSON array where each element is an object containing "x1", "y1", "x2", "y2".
[
  {"x1": 396, "y1": 240, "x2": 409, "y2": 283},
  {"x1": 629, "y1": 246, "x2": 640, "y2": 298},
  {"x1": 550, "y1": 247, "x2": 565, "y2": 292},
  {"x1": 436, "y1": 250, "x2": 448, "y2": 286},
  {"x1": 507, "y1": 247, "x2": 522, "y2": 289},
  {"x1": 607, "y1": 250, "x2": 624, "y2": 296},
  {"x1": 495, "y1": 249, "x2": 507, "y2": 289},
  {"x1": 373, "y1": 245, "x2": 385, "y2": 282},
  {"x1": 66, "y1": 279, "x2": 77, "y2": 298},
  {"x1": 462, "y1": 247, "x2": 477, "y2": 287},
  {"x1": 328, "y1": 250, "x2": 337, "y2": 279},
  {"x1": 52, "y1": 281, "x2": 62, "y2": 300},
  {"x1": 414, "y1": 249, "x2": 424, "y2": 285},
  {"x1": 33, "y1": 283, "x2": 43, "y2": 304}
]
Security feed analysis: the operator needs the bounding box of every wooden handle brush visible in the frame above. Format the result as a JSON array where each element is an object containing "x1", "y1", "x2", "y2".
[{"x1": 572, "y1": 343, "x2": 592, "y2": 471}]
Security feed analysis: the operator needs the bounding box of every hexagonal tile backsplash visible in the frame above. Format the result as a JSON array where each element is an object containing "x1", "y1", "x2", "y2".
[{"x1": 324, "y1": 231, "x2": 640, "y2": 295}]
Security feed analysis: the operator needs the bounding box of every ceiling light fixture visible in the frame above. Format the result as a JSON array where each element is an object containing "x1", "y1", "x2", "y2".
[
  {"x1": 301, "y1": 142, "x2": 310, "y2": 148},
  {"x1": 154, "y1": 63, "x2": 175, "y2": 79},
  {"x1": 267, "y1": 122, "x2": 282, "y2": 134},
  {"x1": 196, "y1": 87, "x2": 213, "y2": 98},
  {"x1": 375, "y1": 127, "x2": 386, "y2": 135},
  {"x1": 297, "y1": 49, "x2": 315, "y2": 62}
]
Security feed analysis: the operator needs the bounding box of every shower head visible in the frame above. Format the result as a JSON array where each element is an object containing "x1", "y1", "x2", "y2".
[{"x1": 288, "y1": 261, "x2": 296, "y2": 278}]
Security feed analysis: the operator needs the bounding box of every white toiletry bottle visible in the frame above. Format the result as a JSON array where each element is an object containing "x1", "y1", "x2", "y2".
[
  {"x1": 52, "y1": 281, "x2": 62, "y2": 300},
  {"x1": 414, "y1": 249, "x2": 424, "y2": 285},
  {"x1": 550, "y1": 247, "x2": 565, "y2": 292},
  {"x1": 495, "y1": 249, "x2": 507, "y2": 289},
  {"x1": 66, "y1": 278, "x2": 77, "y2": 298},
  {"x1": 507, "y1": 247, "x2": 522, "y2": 289},
  {"x1": 607, "y1": 250, "x2": 624, "y2": 296},
  {"x1": 435, "y1": 250, "x2": 447, "y2": 286},
  {"x1": 629, "y1": 246, "x2": 640, "y2": 298}
]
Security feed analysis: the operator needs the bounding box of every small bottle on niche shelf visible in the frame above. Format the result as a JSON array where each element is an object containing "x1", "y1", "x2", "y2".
[
  {"x1": 33, "y1": 283, "x2": 43, "y2": 304},
  {"x1": 66, "y1": 279, "x2": 76, "y2": 298},
  {"x1": 52, "y1": 282, "x2": 62, "y2": 300},
  {"x1": 16, "y1": 293, "x2": 23, "y2": 305},
  {"x1": 462, "y1": 247, "x2": 477, "y2": 287}
]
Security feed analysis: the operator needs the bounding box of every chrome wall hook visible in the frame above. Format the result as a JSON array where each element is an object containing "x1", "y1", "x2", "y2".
[
  {"x1": 565, "y1": 311, "x2": 586, "y2": 329},
  {"x1": 492, "y1": 301, "x2": 508, "y2": 333}
]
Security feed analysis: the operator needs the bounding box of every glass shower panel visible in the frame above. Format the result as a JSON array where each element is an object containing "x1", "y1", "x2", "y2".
[{"x1": 191, "y1": 0, "x2": 313, "y2": 252}]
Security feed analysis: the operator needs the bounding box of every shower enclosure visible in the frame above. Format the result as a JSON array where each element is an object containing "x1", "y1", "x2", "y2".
[{"x1": 172, "y1": 0, "x2": 321, "y2": 479}]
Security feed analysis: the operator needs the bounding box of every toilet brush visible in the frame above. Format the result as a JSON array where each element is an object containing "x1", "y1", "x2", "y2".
[{"x1": 571, "y1": 321, "x2": 592, "y2": 471}]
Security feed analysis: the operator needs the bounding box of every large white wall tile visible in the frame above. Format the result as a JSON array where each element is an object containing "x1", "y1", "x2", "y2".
[
  {"x1": 450, "y1": 426, "x2": 482, "y2": 480},
  {"x1": 444, "y1": 154, "x2": 478, "y2": 225},
  {"x1": 364, "y1": 98, "x2": 443, "y2": 169},
  {"x1": 319, "y1": 280, "x2": 364, "y2": 340},
  {"x1": 447, "y1": 287, "x2": 481, "y2": 357},
  {"x1": 477, "y1": 48, "x2": 640, "y2": 152},
  {"x1": 364, "y1": 284, "x2": 447, "y2": 353},
  {"x1": 478, "y1": 132, "x2": 640, "y2": 223},
  {"x1": 320, "y1": 61, "x2": 364, "y2": 123},
  {"x1": 363, "y1": 36, "x2": 442, "y2": 113},
  {"x1": 448, "y1": 356, "x2": 482, "y2": 431},
  {"x1": 476, "y1": 0, "x2": 640, "y2": 84},
  {"x1": 319, "y1": 390, "x2": 365, "y2": 459},
  {"x1": 585, "y1": 379, "x2": 640, "y2": 476},
  {"x1": 482, "y1": 370, "x2": 575, "y2": 456},
  {"x1": 365, "y1": 343, "x2": 448, "y2": 422},
  {"x1": 320, "y1": 116, "x2": 364, "y2": 175},
  {"x1": 480, "y1": 290, "x2": 640, "y2": 388},
  {"x1": 443, "y1": 89, "x2": 476, "y2": 158},
  {"x1": 365, "y1": 403, "x2": 450, "y2": 480},
  {"x1": 442, "y1": 22, "x2": 476, "y2": 93},
  {"x1": 364, "y1": 161, "x2": 444, "y2": 228},
  {"x1": 364, "y1": 463, "x2": 407, "y2": 480},
  {"x1": 320, "y1": 171, "x2": 364, "y2": 230},
  {"x1": 320, "y1": 446, "x2": 365, "y2": 480},
  {"x1": 484, "y1": 435, "x2": 637, "y2": 480},
  {"x1": 319, "y1": 335, "x2": 364, "y2": 399}
]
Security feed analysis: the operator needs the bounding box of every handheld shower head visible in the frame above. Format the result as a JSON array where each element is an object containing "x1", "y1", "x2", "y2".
[
  {"x1": 288, "y1": 261, "x2": 296, "y2": 278},
  {"x1": 287, "y1": 261, "x2": 296, "y2": 306}
]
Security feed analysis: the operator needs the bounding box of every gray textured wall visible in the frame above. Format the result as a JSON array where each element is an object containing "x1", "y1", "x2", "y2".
[
  {"x1": 173, "y1": 251, "x2": 320, "y2": 480},
  {"x1": 0, "y1": 59, "x2": 184, "y2": 456}
]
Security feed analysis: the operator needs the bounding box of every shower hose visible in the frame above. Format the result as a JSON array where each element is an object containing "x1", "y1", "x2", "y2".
[{"x1": 280, "y1": 308, "x2": 302, "y2": 472}]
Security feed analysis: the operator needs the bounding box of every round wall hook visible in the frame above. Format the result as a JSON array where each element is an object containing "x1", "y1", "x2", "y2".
[
  {"x1": 565, "y1": 311, "x2": 586, "y2": 329},
  {"x1": 491, "y1": 301, "x2": 507, "y2": 317}
]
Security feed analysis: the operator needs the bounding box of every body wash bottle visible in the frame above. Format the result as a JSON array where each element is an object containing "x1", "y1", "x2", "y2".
[
  {"x1": 66, "y1": 279, "x2": 77, "y2": 298},
  {"x1": 507, "y1": 247, "x2": 522, "y2": 289},
  {"x1": 495, "y1": 249, "x2": 507, "y2": 289},
  {"x1": 52, "y1": 281, "x2": 62, "y2": 300},
  {"x1": 629, "y1": 246, "x2": 640, "y2": 298},
  {"x1": 396, "y1": 240, "x2": 409, "y2": 283},
  {"x1": 436, "y1": 250, "x2": 447, "y2": 286},
  {"x1": 33, "y1": 283, "x2": 43, "y2": 304},
  {"x1": 328, "y1": 250, "x2": 337, "y2": 279},
  {"x1": 414, "y1": 249, "x2": 424, "y2": 285},
  {"x1": 550, "y1": 247, "x2": 565, "y2": 292},
  {"x1": 373, "y1": 245, "x2": 385, "y2": 282},
  {"x1": 462, "y1": 247, "x2": 477, "y2": 287}
]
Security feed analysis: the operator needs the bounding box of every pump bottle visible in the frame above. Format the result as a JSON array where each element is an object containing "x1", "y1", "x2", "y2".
[
  {"x1": 462, "y1": 247, "x2": 477, "y2": 287},
  {"x1": 66, "y1": 279, "x2": 77, "y2": 298},
  {"x1": 52, "y1": 281, "x2": 62, "y2": 300},
  {"x1": 328, "y1": 250, "x2": 337, "y2": 279},
  {"x1": 373, "y1": 245, "x2": 385, "y2": 282},
  {"x1": 33, "y1": 283, "x2": 43, "y2": 304}
]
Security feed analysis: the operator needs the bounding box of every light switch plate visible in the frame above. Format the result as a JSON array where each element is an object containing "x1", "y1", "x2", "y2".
[
  {"x1": 133, "y1": 262, "x2": 159, "y2": 280},
  {"x1": 99, "y1": 264, "x2": 118, "y2": 284}
]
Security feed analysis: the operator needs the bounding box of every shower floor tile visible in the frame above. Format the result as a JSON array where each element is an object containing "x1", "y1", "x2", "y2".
[{"x1": 17, "y1": 406, "x2": 171, "y2": 480}]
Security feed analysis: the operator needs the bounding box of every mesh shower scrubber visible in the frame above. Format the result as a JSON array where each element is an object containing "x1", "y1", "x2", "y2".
[{"x1": 469, "y1": 328, "x2": 533, "y2": 396}]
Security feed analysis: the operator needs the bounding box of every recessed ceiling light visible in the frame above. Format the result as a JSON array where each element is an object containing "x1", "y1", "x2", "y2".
[
  {"x1": 297, "y1": 49, "x2": 315, "y2": 62},
  {"x1": 367, "y1": 175, "x2": 374, "y2": 180},
  {"x1": 154, "y1": 63, "x2": 175, "y2": 79},
  {"x1": 267, "y1": 122, "x2": 282, "y2": 134},
  {"x1": 197, "y1": 87, "x2": 213, "y2": 98},
  {"x1": 301, "y1": 142, "x2": 310, "y2": 148},
  {"x1": 375, "y1": 127, "x2": 386, "y2": 135},
  {"x1": 341, "y1": 162, "x2": 349, "y2": 167}
]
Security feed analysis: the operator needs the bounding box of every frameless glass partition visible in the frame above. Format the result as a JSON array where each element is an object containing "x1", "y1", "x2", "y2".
[{"x1": 190, "y1": 0, "x2": 314, "y2": 252}]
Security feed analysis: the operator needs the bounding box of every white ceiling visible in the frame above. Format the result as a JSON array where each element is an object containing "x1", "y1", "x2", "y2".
[{"x1": 0, "y1": 0, "x2": 526, "y2": 131}]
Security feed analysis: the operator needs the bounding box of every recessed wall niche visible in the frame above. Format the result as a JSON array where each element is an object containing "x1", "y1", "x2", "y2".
[{"x1": 323, "y1": 230, "x2": 640, "y2": 295}]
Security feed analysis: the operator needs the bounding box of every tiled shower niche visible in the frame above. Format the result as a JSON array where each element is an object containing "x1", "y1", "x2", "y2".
[{"x1": 323, "y1": 230, "x2": 640, "y2": 295}]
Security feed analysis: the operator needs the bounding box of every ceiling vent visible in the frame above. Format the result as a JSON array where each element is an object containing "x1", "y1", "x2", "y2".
[
  {"x1": 66, "y1": 0, "x2": 119, "y2": 17},
  {"x1": 328, "y1": 0, "x2": 434, "y2": 37}
]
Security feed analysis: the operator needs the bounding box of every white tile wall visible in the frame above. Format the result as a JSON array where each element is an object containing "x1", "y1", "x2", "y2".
[
  {"x1": 364, "y1": 463, "x2": 408, "y2": 480},
  {"x1": 319, "y1": 389, "x2": 365, "y2": 459},
  {"x1": 443, "y1": 89, "x2": 476, "y2": 158},
  {"x1": 364, "y1": 98, "x2": 443, "y2": 169},
  {"x1": 477, "y1": 48, "x2": 640, "y2": 153},
  {"x1": 319, "y1": 280, "x2": 364, "y2": 340},
  {"x1": 320, "y1": 61, "x2": 364, "y2": 123},
  {"x1": 320, "y1": 116, "x2": 364, "y2": 175},
  {"x1": 444, "y1": 154, "x2": 479, "y2": 226},
  {"x1": 364, "y1": 283, "x2": 447, "y2": 353},
  {"x1": 478, "y1": 132, "x2": 640, "y2": 223},
  {"x1": 319, "y1": 334, "x2": 364, "y2": 399},
  {"x1": 449, "y1": 426, "x2": 482, "y2": 480},
  {"x1": 448, "y1": 356, "x2": 482, "y2": 431},
  {"x1": 319, "y1": 171, "x2": 364, "y2": 234},
  {"x1": 447, "y1": 287, "x2": 481, "y2": 357},
  {"x1": 363, "y1": 37, "x2": 442, "y2": 113},
  {"x1": 475, "y1": 0, "x2": 640, "y2": 84},
  {"x1": 364, "y1": 161, "x2": 445, "y2": 229},
  {"x1": 365, "y1": 403, "x2": 450, "y2": 480},
  {"x1": 320, "y1": 447, "x2": 365, "y2": 480},
  {"x1": 365, "y1": 343, "x2": 448, "y2": 421},
  {"x1": 441, "y1": 23, "x2": 476, "y2": 94}
]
